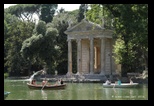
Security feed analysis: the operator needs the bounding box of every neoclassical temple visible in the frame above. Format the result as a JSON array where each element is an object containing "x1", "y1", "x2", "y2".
[{"x1": 64, "y1": 19, "x2": 119, "y2": 76}]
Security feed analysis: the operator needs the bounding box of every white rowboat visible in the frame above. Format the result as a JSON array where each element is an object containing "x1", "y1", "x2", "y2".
[{"x1": 103, "y1": 83, "x2": 139, "y2": 88}]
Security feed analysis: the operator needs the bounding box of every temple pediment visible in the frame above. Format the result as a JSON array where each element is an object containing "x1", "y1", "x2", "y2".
[
  {"x1": 65, "y1": 19, "x2": 103, "y2": 33},
  {"x1": 64, "y1": 19, "x2": 113, "y2": 37}
]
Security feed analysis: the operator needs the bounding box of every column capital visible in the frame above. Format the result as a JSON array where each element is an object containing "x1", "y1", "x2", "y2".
[
  {"x1": 89, "y1": 37, "x2": 94, "y2": 40},
  {"x1": 76, "y1": 38, "x2": 81, "y2": 43},
  {"x1": 67, "y1": 39, "x2": 72, "y2": 42}
]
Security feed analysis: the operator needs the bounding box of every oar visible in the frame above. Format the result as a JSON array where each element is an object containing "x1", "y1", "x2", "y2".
[
  {"x1": 41, "y1": 80, "x2": 48, "y2": 90},
  {"x1": 113, "y1": 83, "x2": 115, "y2": 88}
]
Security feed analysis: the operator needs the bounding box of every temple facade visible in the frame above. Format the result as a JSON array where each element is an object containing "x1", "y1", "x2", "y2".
[{"x1": 64, "y1": 19, "x2": 119, "y2": 76}]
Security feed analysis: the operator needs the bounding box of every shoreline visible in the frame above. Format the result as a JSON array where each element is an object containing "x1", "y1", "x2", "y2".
[{"x1": 6, "y1": 75, "x2": 148, "y2": 84}]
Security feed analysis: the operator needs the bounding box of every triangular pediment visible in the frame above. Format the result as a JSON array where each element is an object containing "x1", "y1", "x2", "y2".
[{"x1": 65, "y1": 19, "x2": 104, "y2": 34}]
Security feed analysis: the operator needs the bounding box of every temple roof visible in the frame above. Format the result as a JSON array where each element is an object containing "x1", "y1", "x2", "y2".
[
  {"x1": 64, "y1": 19, "x2": 114, "y2": 38},
  {"x1": 65, "y1": 19, "x2": 104, "y2": 34}
]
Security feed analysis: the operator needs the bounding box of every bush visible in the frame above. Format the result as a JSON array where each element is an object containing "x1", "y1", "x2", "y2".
[{"x1": 4, "y1": 73, "x2": 9, "y2": 79}]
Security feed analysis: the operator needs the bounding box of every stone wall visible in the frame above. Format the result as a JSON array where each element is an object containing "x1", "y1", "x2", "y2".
[{"x1": 81, "y1": 39, "x2": 89, "y2": 74}]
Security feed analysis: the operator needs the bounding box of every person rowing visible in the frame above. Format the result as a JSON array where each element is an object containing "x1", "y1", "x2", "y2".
[
  {"x1": 105, "y1": 79, "x2": 111, "y2": 85},
  {"x1": 129, "y1": 77, "x2": 133, "y2": 84},
  {"x1": 42, "y1": 78, "x2": 48, "y2": 86}
]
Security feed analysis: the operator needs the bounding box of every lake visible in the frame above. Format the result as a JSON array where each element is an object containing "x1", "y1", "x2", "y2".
[{"x1": 4, "y1": 79, "x2": 148, "y2": 100}]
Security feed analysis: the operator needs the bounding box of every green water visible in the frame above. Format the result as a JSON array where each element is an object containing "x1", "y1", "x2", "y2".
[{"x1": 4, "y1": 79, "x2": 148, "y2": 100}]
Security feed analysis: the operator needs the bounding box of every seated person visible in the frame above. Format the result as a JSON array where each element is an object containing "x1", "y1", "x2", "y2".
[
  {"x1": 31, "y1": 79, "x2": 36, "y2": 85},
  {"x1": 55, "y1": 79, "x2": 60, "y2": 85},
  {"x1": 118, "y1": 80, "x2": 121, "y2": 85},
  {"x1": 42, "y1": 78, "x2": 48, "y2": 86},
  {"x1": 115, "y1": 78, "x2": 121, "y2": 85},
  {"x1": 130, "y1": 78, "x2": 133, "y2": 84},
  {"x1": 105, "y1": 79, "x2": 111, "y2": 85},
  {"x1": 60, "y1": 79, "x2": 63, "y2": 85}
]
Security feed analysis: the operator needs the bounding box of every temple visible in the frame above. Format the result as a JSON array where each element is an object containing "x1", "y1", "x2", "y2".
[{"x1": 64, "y1": 19, "x2": 120, "y2": 80}]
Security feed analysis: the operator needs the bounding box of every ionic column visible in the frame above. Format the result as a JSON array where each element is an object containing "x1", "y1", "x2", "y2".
[
  {"x1": 77, "y1": 38, "x2": 82, "y2": 75},
  {"x1": 90, "y1": 37, "x2": 94, "y2": 74},
  {"x1": 100, "y1": 38, "x2": 106, "y2": 75},
  {"x1": 67, "y1": 39, "x2": 72, "y2": 76}
]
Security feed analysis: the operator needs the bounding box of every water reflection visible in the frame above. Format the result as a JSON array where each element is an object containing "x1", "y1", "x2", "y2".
[
  {"x1": 41, "y1": 90, "x2": 47, "y2": 100},
  {"x1": 29, "y1": 91, "x2": 35, "y2": 99},
  {"x1": 103, "y1": 87, "x2": 148, "y2": 100}
]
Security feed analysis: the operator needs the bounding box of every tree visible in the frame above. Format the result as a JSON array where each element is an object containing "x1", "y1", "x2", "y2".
[
  {"x1": 39, "y1": 4, "x2": 58, "y2": 23},
  {"x1": 86, "y1": 4, "x2": 113, "y2": 28},
  {"x1": 5, "y1": 4, "x2": 38, "y2": 22},
  {"x1": 103, "y1": 4, "x2": 148, "y2": 76},
  {"x1": 5, "y1": 4, "x2": 58, "y2": 23},
  {"x1": 77, "y1": 4, "x2": 88, "y2": 22},
  {"x1": 4, "y1": 15, "x2": 35, "y2": 76},
  {"x1": 20, "y1": 20, "x2": 58, "y2": 74},
  {"x1": 35, "y1": 20, "x2": 46, "y2": 35}
]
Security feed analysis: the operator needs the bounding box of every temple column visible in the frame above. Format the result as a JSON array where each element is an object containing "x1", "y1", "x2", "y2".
[
  {"x1": 109, "y1": 39, "x2": 113, "y2": 80},
  {"x1": 100, "y1": 38, "x2": 106, "y2": 75},
  {"x1": 90, "y1": 37, "x2": 94, "y2": 74},
  {"x1": 67, "y1": 39, "x2": 72, "y2": 76},
  {"x1": 77, "y1": 38, "x2": 82, "y2": 75}
]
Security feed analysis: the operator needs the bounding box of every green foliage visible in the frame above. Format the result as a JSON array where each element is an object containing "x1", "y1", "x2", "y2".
[
  {"x1": 86, "y1": 4, "x2": 103, "y2": 25},
  {"x1": 40, "y1": 4, "x2": 58, "y2": 23},
  {"x1": 21, "y1": 21, "x2": 58, "y2": 74},
  {"x1": 51, "y1": 9, "x2": 78, "y2": 74},
  {"x1": 103, "y1": 4, "x2": 148, "y2": 76},
  {"x1": 4, "y1": 11, "x2": 35, "y2": 76},
  {"x1": 5, "y1": 4, "x2": 38, "y2": 22},
  {"x1": 86, "y1": 4, "x2": 113, "y2": 28},
  {"x1": 35, "y1": 20, "x2": 46, "y2": 35},
  {"x1": 113, "y1": 39, "x2": 125, "y2": 64},
  {"x1": 4, "y1": 73, "x2": 9, "y2": 79},
  {"x1": 77, "y1": 4, "x2": 88, "y2": 22}
]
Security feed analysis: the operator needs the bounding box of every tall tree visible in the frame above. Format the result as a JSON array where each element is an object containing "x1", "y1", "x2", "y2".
[
  {"x1": 77, "y1": 4, "x2": 88, "y2": 22},
  {"x1": 102, "y1": 4, "x2": 148, "y2": 76},
  {"x1": 5, "y1": 4, "x2": 58, "y2": 23},
  {"x1": 4, "y1": 13, "x2": 35, "y2": 76},
  {"x1": 5, "y1": 4, "x2": 38, "y2": 22},
  {"x1": 40, "y1": 4, "x2": 58, "y2": 23},
  {"x1": 20, "y1": 20, "x2": 58, "y2": 74}
]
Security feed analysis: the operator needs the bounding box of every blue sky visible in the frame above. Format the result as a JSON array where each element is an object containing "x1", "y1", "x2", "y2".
[{"x1": 4, "y1": 4, "x2": 81, "y2": 11}]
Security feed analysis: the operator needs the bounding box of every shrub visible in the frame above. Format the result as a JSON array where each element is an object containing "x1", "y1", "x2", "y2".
[{"x1": 4, "y1": 73, "x2": 9, "y2": 79}]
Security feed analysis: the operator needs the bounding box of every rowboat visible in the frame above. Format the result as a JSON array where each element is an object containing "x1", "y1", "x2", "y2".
[
  {"x1": 4, "y1": 91, "x2": 11, "y2": 99},
  {"x1": 27, "y1": 83, "x2": 67, "y2": 90},
  {"x1": 103, "y1": 83, "x2": 139, "y2": 88}
]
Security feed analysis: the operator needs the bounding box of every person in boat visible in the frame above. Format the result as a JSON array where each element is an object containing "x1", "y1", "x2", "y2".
[
  {"x1": 115, "y1": 78, "x2": 121, "y2": 85},
  {"x1": 105, "y1": 79, "x2": 111, "y2": 85},
  {"x1": 60, "y1": 78, "x2": 63, "y2": 85},
  {"x1": 130, "y1": 78, "x2": 133, "y2": 84},
  {"x1": 55, "y1": 79, "x2": 60, "y2": 85},
  {"x1": 118, "y1": 79, "x2": 121, "y2": 85},
  {"x1": 55, "y1": 78, "x2": 63, "y2": 85},
  {"x1": 31, "y1": 79, "x2": 36, "y2": 85},
  {"x1": 42, "y1": 78, "x2": 48, "y2": 86}
]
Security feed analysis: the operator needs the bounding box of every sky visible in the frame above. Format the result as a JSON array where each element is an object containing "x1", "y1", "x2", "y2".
[{"x1": 4, "y1": 4, "x2": 81, "y2": 11}]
